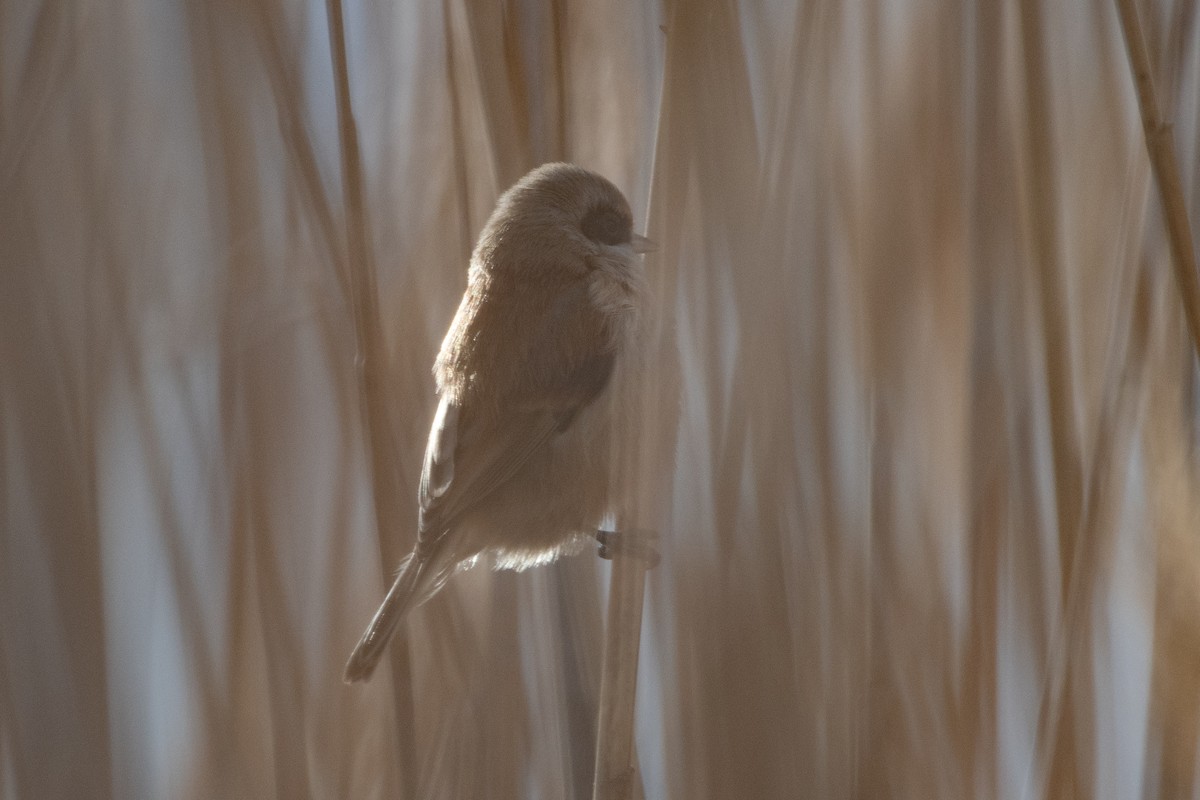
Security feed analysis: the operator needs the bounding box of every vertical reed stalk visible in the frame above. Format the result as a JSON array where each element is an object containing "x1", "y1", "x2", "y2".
[
  {"x1": 324, "y1": 0, "x2": 416, "y2": 792},
  {"x1": 1114, "y1": 0, "x2": 1200, "y2": 361},
  {"x1": 592, "y1": 549, "x2": 650, "y2": 800}
]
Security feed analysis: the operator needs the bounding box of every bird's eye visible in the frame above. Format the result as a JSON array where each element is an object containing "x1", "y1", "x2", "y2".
[{"x1": 581, "y1": 207, "x2": 631, "y2": 246}]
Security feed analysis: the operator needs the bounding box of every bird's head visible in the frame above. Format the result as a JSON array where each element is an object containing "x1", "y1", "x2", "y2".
[{"x1": 473, "y1": 163, "x2": 654, "y2": 280}]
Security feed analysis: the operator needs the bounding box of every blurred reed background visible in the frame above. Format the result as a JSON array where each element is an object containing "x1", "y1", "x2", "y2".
[{"x1": 3, "y1": 0, "x2": 1200, "y2": 797}]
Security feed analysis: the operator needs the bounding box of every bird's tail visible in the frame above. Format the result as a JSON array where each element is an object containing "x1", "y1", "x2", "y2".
[{"x1": 343, "y1": 550, "x2": 457, "y2": 683}]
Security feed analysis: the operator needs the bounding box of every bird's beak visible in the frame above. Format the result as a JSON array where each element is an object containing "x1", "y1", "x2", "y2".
[{"x1": 631, "y1": 233, "x2": 657, "y2": 253}]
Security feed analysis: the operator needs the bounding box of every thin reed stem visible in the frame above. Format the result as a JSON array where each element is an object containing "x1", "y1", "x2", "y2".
[
  {"x1": 324, "y1": 0, "x2": 417, "y2": 792},
  {"x1": 592, "y1": 549, "x2": 650, "y2": 800},
  {"x1": 1115, "y1": 0, "x2": 1200, "y2": 361}
]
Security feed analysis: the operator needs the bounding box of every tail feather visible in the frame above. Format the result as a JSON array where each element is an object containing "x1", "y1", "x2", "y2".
[
  {"x1": 342, "y1": 549, "x2": 462, "y2": 683},
  {"x1": 343, "y1": 553, "x2": 424, "y2": 683}
]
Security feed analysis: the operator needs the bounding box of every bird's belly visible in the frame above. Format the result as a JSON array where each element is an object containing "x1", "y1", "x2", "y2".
[{"x1": 459, "y1": 401, "x2": 614, "y2": 570}]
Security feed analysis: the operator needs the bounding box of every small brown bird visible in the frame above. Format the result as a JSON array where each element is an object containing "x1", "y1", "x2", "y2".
[{"x1": 344, "y1": 163, "x2": 652, "y2": 683}]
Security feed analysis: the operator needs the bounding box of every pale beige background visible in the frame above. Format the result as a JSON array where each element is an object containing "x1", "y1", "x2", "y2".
[{"x1": 3, "y1": 1, "x2": 1200, "y2": 798}]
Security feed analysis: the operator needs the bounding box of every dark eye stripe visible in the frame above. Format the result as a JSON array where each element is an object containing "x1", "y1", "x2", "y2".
[{"x1": 581, "y1": 207, "x2": 631, "y2": 246}]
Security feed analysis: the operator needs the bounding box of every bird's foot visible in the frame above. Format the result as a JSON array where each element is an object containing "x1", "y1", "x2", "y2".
[{"x1": 595, "y1": 528, "x2": 660, "y2": 568}]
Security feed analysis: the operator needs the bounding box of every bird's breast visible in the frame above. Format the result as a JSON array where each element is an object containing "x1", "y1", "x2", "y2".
[{"x1": 585, "y1": 252, "x2": 645, "y2": 346}]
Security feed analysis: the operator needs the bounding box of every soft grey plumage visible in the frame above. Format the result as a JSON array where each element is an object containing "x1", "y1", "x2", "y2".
[{"x1": 344, "y1": 163, "x2": 651, "y2": 683}]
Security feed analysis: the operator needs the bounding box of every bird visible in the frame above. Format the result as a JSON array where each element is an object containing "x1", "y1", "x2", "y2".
[{"x1": 343, "y1": 163, "x2": 653, "y2": 683}]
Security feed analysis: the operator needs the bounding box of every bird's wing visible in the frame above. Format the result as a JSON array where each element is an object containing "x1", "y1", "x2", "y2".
[
  {"x1": 416, "y1": 398, "x2": 557, "y2": 541},
  {"x1": 416, "y1": 280, "x2": 615, "y2": 545}
]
